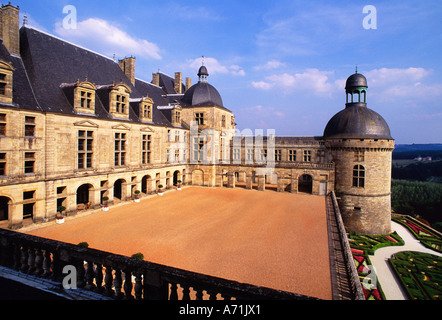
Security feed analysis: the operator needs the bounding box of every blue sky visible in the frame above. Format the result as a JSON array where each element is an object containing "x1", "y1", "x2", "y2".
[{"x1": 16, "y1": 0, "x2": 442, "y2": 144}]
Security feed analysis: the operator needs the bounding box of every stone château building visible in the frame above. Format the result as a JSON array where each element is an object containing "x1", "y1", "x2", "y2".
[{"x1": 0, "y1": 3, "x2": 394, "y2": 235}]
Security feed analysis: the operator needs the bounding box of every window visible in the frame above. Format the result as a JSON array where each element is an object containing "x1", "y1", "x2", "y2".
[
  {"x1": 303, "y1": 150, "x2": 312, "y2": 162},
  {"x1": 259, "y1": 149, "x2": 267, "y2": 162},
  {"x1": 0, "y1": 113, "x2": 6, "y2": 136},
  {"x1": 24, "y1": 116, "x2": 36, "y2": 137},
  {"x1": 353, "y1": 165, "x2": 365, "y2": 188},
  {"x1": 24, "y1": 152, "x2": 35, "y2": 174},
  {"x1": 275, "y1": 150, "x2": 282, "y2": 161},
  {"x1": 246, "y1": 149, "x2": 254, "y2": 162},
  {"x1": 233, "y1": 148, "x2": 241, "y2": 161},
  {"x1": 0, "y1": 73, "x2": 6, "y2": 96},
  {"x1": 222, "y1": 115, "x2": 226, "y2": 128},
  {"x1": 174, "y1": 111, "x2": 181, "y2": 124},
  {"x1": 0, "y1": 153, "x2": 6, "y2": 176},
  {"x1": 115, "y1": 95, "x2": 127, "y2": 114},
  {"x1": 175, "y1": 150, "x2": 180, "y2": 162},
  {"x1": 193, "y1": 137, "x2": 205, "y2": 162},
  {"x1": 289, "y1": 150, "x2": 296, "y2": 162},
  {"x1": 175, "y1": 130, "x2": 180, "y2": 142},
  {"x1": 114, "y1": 133, "x2": 126, "y2": 166},
  {"x1": 142, "y1": 134, "x2": 152, "y2": 164},
  {"x1": 355, "y1": 150, "x2": 365, "y2": 162},
  {"x1": 142, "y1": 104, "x2": 152, "y2": 119},
  {"x1": 80, "y1": 91, "x2": 93, "y2": 109},
  {"x1": 78, "y1": 130, "x2": 93, "y2": 169},
  {"x1": 195, "y1": 113, "x2": 204, "y2": 125}
]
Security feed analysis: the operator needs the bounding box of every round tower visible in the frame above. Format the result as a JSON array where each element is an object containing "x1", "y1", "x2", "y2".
[{"x1": 324, "y1": 70, "x2": 395, "y2": 235}]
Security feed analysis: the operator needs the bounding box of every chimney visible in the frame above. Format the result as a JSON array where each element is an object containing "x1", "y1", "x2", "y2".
[
  {"x1": 174, "y1": 72, "x2": 182, "y2": 94},
  {"x1": 0, "y1": 3, "x2": 20, "y2": 56},
  {"x1": 152, "y1": 73, "x2": 160, "y2": 87},
  {"x1": 118, "y1": 56, "x2": 136, "y2": 85},
  {"x1": 185, "y1": 77, "x2": 192, "y2": 92}
]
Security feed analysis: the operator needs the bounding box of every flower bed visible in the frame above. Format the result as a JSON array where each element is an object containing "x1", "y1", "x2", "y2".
[
  {"x1": 393, "y1": 215, "x2": 442, "y2": 253},
  {"x1": 348, "y1": 232, "x2": 404, "y2": 255},
  {"x1": 389, "y1": 251, "x2": 442, "y2": 300}
]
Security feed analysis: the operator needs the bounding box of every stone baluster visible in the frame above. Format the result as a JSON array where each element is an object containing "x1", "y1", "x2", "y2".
[
  {"x1": 104, "y1": 266, "x2": 114, "y2": 297},
  {"x1": 84, "y1": 261, "x2": 96, "y2": 290},
  {"x1": 169, "y1": 283, "x2": 178, "y2": 300},
  {"x1": 27, "y1": 248, "x2": 36, "y2": 274},
  {"x1": 34, "y1": 249, "x2": 43, "y2": 276},
  {"x1": 114, "y1": 269, "x2": 123, "y2": 299},
  {"x1": 134, "y1": 272, "x2": 143, "y2": 300},
  {"x1": 42, "y1": 251, "x2": 52, "y2": 278},
  {"x1": 94, "y1": 264, "x2": 104, "y2": 293},
  {"x1": 20, "y1": 246, "x2": 29, "y2": 273},
  {"x1": 208, "y1": 291, "x2": 218, "y2": 300},
  {"x1": 123, "y1": 270, "x2": 134, "y2": 300}
]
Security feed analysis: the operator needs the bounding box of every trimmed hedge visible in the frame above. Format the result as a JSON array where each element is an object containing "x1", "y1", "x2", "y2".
[{"x1": 389, "y1": 251, "x2": 442, "y2": 300}]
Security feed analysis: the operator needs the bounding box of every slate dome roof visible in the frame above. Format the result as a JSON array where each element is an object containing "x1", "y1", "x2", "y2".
[
  {"x1": 182, "y1": 81, "x2": 224, "y2": 108},
  {"x1": 323, "y1": 106, "x2": 393, "y2": 139},
  {"x1": 181, "y1": 65, "x2": 224, "y2": 108},
  {"x1": 323, "y1": 72, "x2": 393, "y2": 140}
]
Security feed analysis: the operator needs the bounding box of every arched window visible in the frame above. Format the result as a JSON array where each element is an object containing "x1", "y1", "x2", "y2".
[{"x1": 353, "y1": 165, "x2": 365, "y2": 188}]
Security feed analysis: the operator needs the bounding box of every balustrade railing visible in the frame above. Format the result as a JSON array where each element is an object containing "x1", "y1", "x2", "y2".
[{"x1": 0, "y1": 229, "x2": 318, "y2": 300}]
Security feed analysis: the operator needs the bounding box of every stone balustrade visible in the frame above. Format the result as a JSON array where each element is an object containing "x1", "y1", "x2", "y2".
[{"x1": 0, "y1": 228, "x2": 318, "y2": 300}]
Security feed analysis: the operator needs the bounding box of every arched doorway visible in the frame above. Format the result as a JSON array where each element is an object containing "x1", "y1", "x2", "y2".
[
  {"x1": 77, "y1": 184, "x2": 93, "y2": 207},
  {"x1": 173, "y1": 171, "x2": 180, "y2": 186},
  {"x1": 142, "y1": 175, "x2": 152, "y2": 195},
  {"x1": 0, "y1": 196, "x2": 11, "y2": 222},
  {"x1": 298, "y1": 174, "x2": 313, "y2": 194},
  {"x1": 114, "y1": 179, "x2": 126, "y2": 201}
]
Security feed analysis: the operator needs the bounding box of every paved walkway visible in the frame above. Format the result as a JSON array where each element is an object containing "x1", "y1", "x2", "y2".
[{"x1": 370, "y1": 221, "x2": 442, "y2": 300}]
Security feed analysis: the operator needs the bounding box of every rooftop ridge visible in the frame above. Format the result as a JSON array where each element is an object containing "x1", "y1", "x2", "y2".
[{"x1": 22, "y1": 25, "x2": 116, "y2": 63}]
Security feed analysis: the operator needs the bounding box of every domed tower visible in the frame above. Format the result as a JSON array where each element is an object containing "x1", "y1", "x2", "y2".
[{"x1": 324, "y1": 70, "x2": 395, "y2": 235}]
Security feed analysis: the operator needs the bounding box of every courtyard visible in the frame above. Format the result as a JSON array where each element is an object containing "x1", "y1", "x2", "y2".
[{"x1": 23, "y1": 187, "x2": 332, "y2": 300}]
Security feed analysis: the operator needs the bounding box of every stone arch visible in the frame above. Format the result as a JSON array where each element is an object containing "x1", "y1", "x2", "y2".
[
  {"x1": 192, "y1": 169, "x2": 204, "y2": 186},
  {"x1": 77, "y1": 184, "x2": 94, "y2": 207},
  {"x1": 0, "y1": 196, "x2": 12, "y2": 222},
  {"x1": 173, "y1": 170, "x2": 181, "y2": 186},
  {"x1": 298, "y1": 174, "x2": 313, "y2": 194},
  {"x1": 113, "y1": 179, "x2": 127, "y2": 201}
]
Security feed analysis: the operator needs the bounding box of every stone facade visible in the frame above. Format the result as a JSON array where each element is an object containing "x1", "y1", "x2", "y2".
[{"x1": 0, "y1": 3, "x2": 394, "y2": 236}]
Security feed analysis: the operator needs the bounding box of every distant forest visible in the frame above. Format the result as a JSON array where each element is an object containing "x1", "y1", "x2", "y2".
[{"x1": 391, "y1": 145, "x2": 442, "y2": 232}]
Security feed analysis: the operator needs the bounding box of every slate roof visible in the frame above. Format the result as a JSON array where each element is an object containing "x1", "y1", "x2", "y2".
[
  {"x1": 11, "y1": 26, "x2": 187, "y2": 129},
  {"x1": 0, "y1": 39, "x2": 40, "y2": 111}
]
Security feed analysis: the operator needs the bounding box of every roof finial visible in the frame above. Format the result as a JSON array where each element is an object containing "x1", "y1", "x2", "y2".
[
  {"x1": 202, "y1": 56, "x2": 205, "y2": 66},
  {"x1": 355, "y1": 65, "x2": 358, "y2": 74},
  {"x1": 23, "y1": 13, "x2": 28, "y2": 26}
]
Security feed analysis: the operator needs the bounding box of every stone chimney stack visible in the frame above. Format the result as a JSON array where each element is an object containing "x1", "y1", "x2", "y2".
[
  {"x1": 174, "y1": 72, "x2": 182, "y2": 94},
  {"x1": 0, "y1": 3, "x2": 20, "y2": 56},
  {"x1": 185, "y1": 77, "x2": 192, "y2": 92},
  {"x1": 152, "y1": 73, "x2": 160, "y2": 87},
  {"x1": 118, "y1": 56, "x2": 136, "y2": 85}
]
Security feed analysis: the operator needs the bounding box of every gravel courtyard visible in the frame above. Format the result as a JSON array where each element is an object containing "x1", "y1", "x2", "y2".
[{"x1": 25, "y1": 187, "x2": 332, "y2": 300}]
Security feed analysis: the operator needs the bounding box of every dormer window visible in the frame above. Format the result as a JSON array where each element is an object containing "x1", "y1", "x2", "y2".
[
  {"x1": 0, "y1": 60, "x2": 14, "y2": 104},
  {"x1": 110, "y1": 83, "x2": 132, "y2": 119},
  {"x1": 172, "y1": 106, "x2": 182, "y2": 126},
  {"x1": 74, "y1": 80, "x2": 96, "y2": 115},
  {"x1": 139, "y1": 96, "x2": 154, "y2": 122}
]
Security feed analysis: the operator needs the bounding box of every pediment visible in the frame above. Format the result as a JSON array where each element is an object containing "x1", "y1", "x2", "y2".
[
  {"x1": 141, "y1": 127, "x2": 155, "y2": 133},
  {"x1": 74, "y1": 120, "x2": 99, "y2": 128},
  {"x1": 112, "y1": 124, "x2": 131, "y2": 131}
]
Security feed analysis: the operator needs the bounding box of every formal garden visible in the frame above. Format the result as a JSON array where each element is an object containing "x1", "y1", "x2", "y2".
[{"x1": 348, "y1": 215, "x2": 442, "y2": 300}]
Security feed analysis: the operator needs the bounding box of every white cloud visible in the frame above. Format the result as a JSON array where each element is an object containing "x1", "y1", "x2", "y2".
[
  {"x1": 187, "y1": 57, "x2": 245, "y2": 77},
  {"x1": 252, "y1": 69, "x2": 336, "y2": 96},
  {"x1": 254, "y1": 60, "x2": 286, "y2": 71},
  {"x1": 364, "y1": 67, "x2": 442, "y2": 100},
  {"x1": 242, "y1": 105, "x2": 285, "y2": 118},
  {"x1": 55, "y1": 18, "x2": 162, "y2": 60}
]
